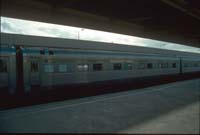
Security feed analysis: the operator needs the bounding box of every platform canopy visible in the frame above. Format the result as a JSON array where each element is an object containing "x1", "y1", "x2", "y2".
[{"x1": 1, "y1": 0, "x2": 200, "y2": 48}]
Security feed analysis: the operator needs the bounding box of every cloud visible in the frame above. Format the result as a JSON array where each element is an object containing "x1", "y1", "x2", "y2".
[
  {"x1": 1, "y1": 20, "x2": 24, "y2": 34},
  {"x1": 1, "y1": 16, "x2": 199, "y2": 54},
  {"x1": 37, "y1": 27, "x2": 75, "y2": 38}
]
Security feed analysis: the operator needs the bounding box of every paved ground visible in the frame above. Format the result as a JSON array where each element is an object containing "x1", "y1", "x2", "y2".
[{"x1": 0, "y1": 79, "x2": 199, "y2": 134}]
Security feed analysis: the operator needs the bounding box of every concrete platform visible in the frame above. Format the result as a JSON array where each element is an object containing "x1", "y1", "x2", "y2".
[{"x1": 0, "y1": 79, "x2": 199, "y2": 134}]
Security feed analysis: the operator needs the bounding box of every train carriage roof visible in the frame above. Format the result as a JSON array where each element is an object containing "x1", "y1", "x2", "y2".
[
  {"x1": 1, "y1": 33, "x2": 200, "y2": 59},
  {"x1": 21, "y1": 47, "x2": 180, "y2": 60}
]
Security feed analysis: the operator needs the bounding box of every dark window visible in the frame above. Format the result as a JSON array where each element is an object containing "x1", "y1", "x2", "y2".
[
  {"x1": 40, "y1": 50, "x2": 45, "y2": 55},
  {"x1": 31, "y1": 61, "x2": 38, "y2": 72},
  {"x1": 147, "y1": 63, "x2": 153, "y2": 69},
  {"x1": 172, "y1": 63, "x2": 176, "y2": 68},
  {"x1": 49, "y1": 50, "x2": 54, "y2": 55},
  {"x1": 124, "y1": 63, "x2": 132, "y2": 70},
  {"x1": 0, "y1": 59, "x2": 7, "y2": 72},
  {"x1": 113, "y1": 63, "x2": 122, "y2": 70},
  {"x1": 93, "y1": 64, "x2": 103, "y2": 71}
]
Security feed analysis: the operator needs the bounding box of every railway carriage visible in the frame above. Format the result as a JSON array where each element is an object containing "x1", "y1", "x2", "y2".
[
  {"x1": 0, "y1": 33, "x2": 200, "y2": 95},
  {"x1": 22, "y1": 47, "x2": 181, "y2": 93}
]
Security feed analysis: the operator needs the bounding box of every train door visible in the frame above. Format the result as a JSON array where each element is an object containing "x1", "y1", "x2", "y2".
[
  {"x1": 0, "y1": 47, "x2": 16, "y2": 95},
  {"x1": 0, "y1": 57, "x2": 9, "y2": 91},
  {"x1": 30, "y1": 58, "x2": 40, "y2": 86},
  {"x1": 16, "y1": 46, "x2": 24, "y2": 94}
]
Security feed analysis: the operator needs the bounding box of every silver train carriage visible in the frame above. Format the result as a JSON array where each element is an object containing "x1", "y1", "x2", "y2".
[
  {"x1": 1, "y1": 33, "x2": 200, "y2": 95},
  {"x1": 22, "y1": 47, "x2": 181, "y2": 93}
]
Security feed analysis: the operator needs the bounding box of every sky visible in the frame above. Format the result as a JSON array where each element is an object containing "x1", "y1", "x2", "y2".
[{"x1": 1, "y1": 16, "x2": 200, "y2": 53}]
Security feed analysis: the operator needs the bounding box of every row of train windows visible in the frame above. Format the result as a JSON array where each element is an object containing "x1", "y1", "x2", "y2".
[
  {"x1": 1, "y1": 59, "x2": 199, "y2": 73},
  {"x1": 183, "y1": 63, "x2": 200, "y2": 67},
  {"x1": 0, "y1": 61, "x2": 178, "y2": 73},
  {"x1": 30, "y1": 62, "x2": 200, "y2": 73},
  {"x1": 30, "y1": 62, "x2": 178, "y2": 73},
  {"x1": 42, "y1": 63, "x2": 124, "y2": 73},
  {"x1": 31, "y1": 63, "x2": 68, "y2": 73}
]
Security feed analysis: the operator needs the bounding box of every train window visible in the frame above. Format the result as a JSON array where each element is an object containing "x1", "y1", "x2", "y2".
[
  {"x1": 44, "y1": 64, "x2": 54, "y2": 73},
  {"x1": 77, "y1": 65, "x2": 81, "y2": 71},
  {"x1": 0, "y1": 59, "x2": 7, "y2": 72},
  {"x1": 164, "y1": 63, "x2": 168, "y2": 68},
  {"x1": 40, "y1": 50, "x2": 45, "y2": 55},
  {"x1": 83, "y1": 64, "x2": 89, "y2": 71},
  {"x1": 158, "y1": 63, "x2": 162, "y2": 68},
  {"x1": 49, "y1": 50, "x2": 54, "y2": 55},
  {"x1": 31, "y1": 61, "x2": 38, "y2": 72},
  {"x1": 147, "y1": 63, "x2": 153, "y2": 69},
  {"x1": 159, "y1": 63, "x2": 168, "y2": 68},
  {"x1": 58, "y1": 64, "x2": 67, "y2": 72},
  {"x1": 172, "y1": 63, "x2": 176, "y2": 68},
  {"x1": 77, "y1": 64, "x2": 89, "y2": 72},
  {"x1": 138, "y1": 63, "x2": 145, "y2": 69},
  {"x1": 113, "y1": 63, "x2": 122, "y2": 70},
  {"x1": 124, "y1": 63, "x2": 132, "y2": 70},
  {"x1": 93, "y1": 63, "x2": 103, "y2": 71}
]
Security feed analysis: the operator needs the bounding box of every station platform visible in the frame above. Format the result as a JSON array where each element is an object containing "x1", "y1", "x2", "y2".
[{"x1": 0, "y1": 79, "x2": 199, "y2": 134}]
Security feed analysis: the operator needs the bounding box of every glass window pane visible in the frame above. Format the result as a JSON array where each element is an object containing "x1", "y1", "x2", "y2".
[
  {"x1": 83, "y1": 64, "x2": 89, "y2": 71},
  {"x1": 93, "y1": 63, "x2": 103, "y2": 71},
  {"x1": 172, "y1": 63, "x2": 176, "y2": 68},
  {"x1": 159, "y1": 63, "x2": 168, "y2": 68},
  {"x1": 113, "y1": 63, "x2": 122, "y2": 70},
  {"x1": 165, "y1": 63, "x2": 168, "y2": 68},
  {"x1": 77, "y1": 64, "x2": 83, "y2": 71},
  {"x1": 44, "y1": 64, "x2": 54, "y2": 73},
  {"x1": 77, "y1": 64, "x2": 88, "y2": 72},
  {"x1": 138, "y1": 63, "x2": 145, "y2": 69},
  {"x1": 147, "y1": 63, "x2": 153, "y2": 69},
  {"x1": 158, "y1": 63, "x2": 162, "y2": 68},
  {"x1": 124, "y1": 63, "x2": 132, "y2": 70},
  {"x1": 59, "y1": 64, "x2": 67, "y2": 72}
]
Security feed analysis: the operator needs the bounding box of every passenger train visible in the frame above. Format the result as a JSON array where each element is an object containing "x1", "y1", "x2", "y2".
[{"x1": 1, "y1": 33, "x2": 200, "y2": 95}]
